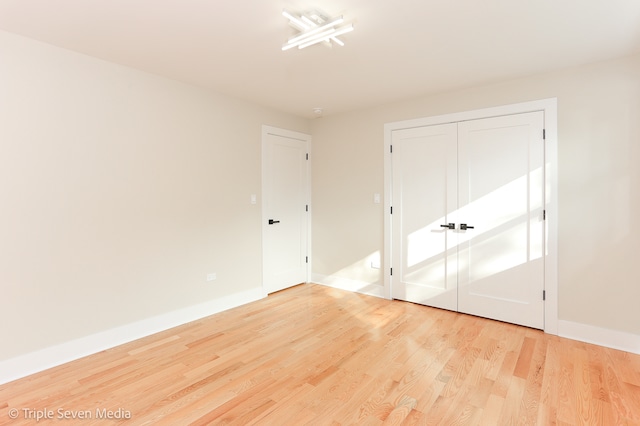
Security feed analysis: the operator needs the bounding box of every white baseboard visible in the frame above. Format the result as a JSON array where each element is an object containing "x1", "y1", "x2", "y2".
[
  {"x1": 558, "y1": 320, "x2": 640, "y2": 354},
  {"x1": 0, "y1": 287, "x2": 266, "y2": 385},
  {"x1": 312, "y1": 273, "x2": 386, "y2": 299}
]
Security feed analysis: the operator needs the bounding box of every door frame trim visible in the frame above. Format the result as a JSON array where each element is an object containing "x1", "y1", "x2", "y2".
[
  {"x1": 261, "y1": 125, "x2": 312, "y2": 293},
  {"x1": 383, "y1": 98, "x2": 558, "y2": 334}
]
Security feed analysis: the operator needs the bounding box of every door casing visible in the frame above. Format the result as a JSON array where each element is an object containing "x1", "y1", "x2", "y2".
[{"x1": 383, "y1": 99, "x2": 558, "y2": 334}]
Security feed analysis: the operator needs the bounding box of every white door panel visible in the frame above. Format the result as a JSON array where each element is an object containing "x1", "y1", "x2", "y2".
[
  {"x1": 262, "y1": 128, "x2": 309, "y2": 294},
  {"x1": 458, "y1": 112, "x2": 545, "y2": 329},
  {"x1": 391, "y1": 123, "x2": 458, "y2": 311}
]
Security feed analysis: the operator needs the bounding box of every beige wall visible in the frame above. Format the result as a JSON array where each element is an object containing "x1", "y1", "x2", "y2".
[
  {"x1": 2, "y1": 27, "x2": 639, "y2": 365},
  {"x1": 0, "y1": 30, "x2": 309, "y2": 361},
  {"x1": 311, "y1": 53, "x2": 640, "y2": 335}
]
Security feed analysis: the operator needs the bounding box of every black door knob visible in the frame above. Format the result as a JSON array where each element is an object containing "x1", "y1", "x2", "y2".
[{"x1": 268, "y1": 219, "x2": 280, "y2": 225}]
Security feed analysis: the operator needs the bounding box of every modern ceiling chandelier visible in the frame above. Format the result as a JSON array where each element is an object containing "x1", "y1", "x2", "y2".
[{"x1": 282, "y1": 9, "x2": 354, "y2": 50}]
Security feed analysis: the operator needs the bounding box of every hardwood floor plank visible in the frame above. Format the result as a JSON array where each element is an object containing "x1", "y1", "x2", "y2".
[
  {"x1": 513, "y1": 336, "x2": 537, "y2": 379},
  {"x1": 479, "y1": 393, "x2": 505, "y2": 425},
  {"x1": 518, "y1": 333, "x2": 546, "y2": 424},
  {"x1": 537, "y1": 337, "x2": 560, "y2": 425},
  {"x1": 381, "y1": 395, "x2": 417, "y2": 425},
  {"x1": 556, "y1": 342, "x2": 578, "y2": 423},
  {"x1": 586, "y1": 344, "x2": 610, "y2": 403},
  {"x1": 498, "y1": 376, "x2": 526, "y2": 424},
  {"x1": 243, "y1": 381, "x2": 314, "y2": 425},
  {"x1": 335, "y1": 376, "x2": 396, "y2": 423},
  {"x1": 573, "y1": 345, "x2": 594, "y2": 424},
  {"x1": 490, "y1": 350, "x2": 518, "y2": 399},
  {"x1": 1, "y1": 284, "x2": 639, "y2": 425}
]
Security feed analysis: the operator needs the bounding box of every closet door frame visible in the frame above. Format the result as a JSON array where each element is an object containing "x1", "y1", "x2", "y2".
[{"x1": 383, "y1": 98, "x2": 558, "y2": 335}]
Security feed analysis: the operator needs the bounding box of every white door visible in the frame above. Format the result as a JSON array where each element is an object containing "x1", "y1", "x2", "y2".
[
  {"x1": 262, "y1": 126, "x2": 310, "y2": 294},
  {"x1": 457, "y1": 112, "x2": 545, "y2": 329},
  {"x1": 391, "y1": 112, "x2": 545, "y2": 329},
  {"x1": 391, "y1": 123, "x2": 458, "y2": 311}
]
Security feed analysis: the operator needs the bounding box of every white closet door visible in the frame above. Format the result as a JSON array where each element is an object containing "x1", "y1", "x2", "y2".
[
  {"x1": 391, "y1": 123, "x2": 458, "y2": 311},
  {"x1": 390, "y1": 111, "x2": 545, "y2": 329},
  {"x1": 457, "y1": 111, "x2": 545, "y2": 329}
]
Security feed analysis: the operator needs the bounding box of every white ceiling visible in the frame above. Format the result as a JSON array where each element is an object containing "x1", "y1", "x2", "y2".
[{"x1": 1, "y1": 0, "x2": 639, "y2": 118}]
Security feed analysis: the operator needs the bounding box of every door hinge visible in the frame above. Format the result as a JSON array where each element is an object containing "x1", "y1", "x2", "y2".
[
  {"x1": 390, "y1": 206, "x2": 393, "y2": 214},
  {"x1": 390, "y1": 145, "x2": 393, "y2": 153},
  {"x1": 390, "y1": 268, "x2": 393, "y2": 276},
  {"x1": 543, "y1": 290, "x2": 546, "y2": 301},
  {"x1": 306, "y1": 204, "x2": 308, "y2": 212},
  {"x1": 306, "y1": 256, "x2": 308, "y2": 264},
  {"x1": 543, "y1": 210, "x2": 546, "y2": 220},
  {"x1": 306, "y1": 153, "x2": 309, "y2": 160},
  {"x1": 543, "y1": 129, "x2": 546, "y2": 140}
]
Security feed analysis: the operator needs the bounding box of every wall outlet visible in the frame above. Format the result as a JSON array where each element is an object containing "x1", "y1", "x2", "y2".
[{"x1": 206, "y1": 273, "x2": 217, "y2": 282}]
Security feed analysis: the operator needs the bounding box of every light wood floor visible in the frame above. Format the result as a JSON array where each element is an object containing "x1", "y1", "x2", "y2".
[{"x1": 1, "y1": 284, "x2": 639, "y2": 425}]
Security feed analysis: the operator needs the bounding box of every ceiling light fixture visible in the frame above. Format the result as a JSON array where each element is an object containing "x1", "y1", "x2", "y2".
[{"x1": 282, "y1": 9, "x2": 353, "y2": 50}]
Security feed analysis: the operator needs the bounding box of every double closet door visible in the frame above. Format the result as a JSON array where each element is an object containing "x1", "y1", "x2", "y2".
[{"x1": 391, "y1": 111, "x2": 545, "y2": 329}]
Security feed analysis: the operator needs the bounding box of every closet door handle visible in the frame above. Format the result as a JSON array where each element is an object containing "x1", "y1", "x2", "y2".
[
  {"x1": 460, "y1": 223, "x2": 474, "y2": 230},
  {"x1": 440, "y1": 223, "x2": 455, "y2": 229},
  {"x1": 268, "y1": 219, "x2": 280, "y2": 225}
]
